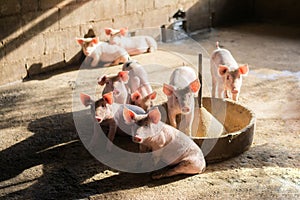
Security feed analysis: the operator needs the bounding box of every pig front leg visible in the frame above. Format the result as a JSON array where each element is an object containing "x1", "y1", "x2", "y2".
[
  {"x1": 151, "y1": 160, "x2": 203, "y2": 180},
  {"x1": 146, "y1": 37, "x2": 157, "y2": 53},
  {"x1": 90, "y1": 53, "x2": 100, "y2": 67},
  {"x1": 232, "y1": 92, "x2": 239, "y2": 101},
  {"x1": 224, "y1": 90, "x2": 229, "y2": 98},
  {"x1": 167, "y1": 104, "x2": 177, "y2": 129},
  {"x1": 211, "y1": 77, "x2": 216, "y2": 98},
  {"x1": 180, "y1": 112, "x2": 193, "y2": 137},
  {"x1": 147, "y1": 47, "x2": 155, "y2": 53},
  {"x1": 88, "y1": 122, "x2": 101, "y2": 151},
  {"x1": 217, "y1": 85, "x2": 224, "y2": 99},
  {"x1": 106, "y1": 120, "x2": 117, "y2": 151}
]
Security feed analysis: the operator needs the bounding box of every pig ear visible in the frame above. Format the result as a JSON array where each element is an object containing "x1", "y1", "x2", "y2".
[
  {"x1": 123, "y1": 107, "x2": 136, "y2": 124},
  {"x1": 105, "y1": 28, "x2": 112, "y2": 35},
  {"x1": 118, "y1": 71, "x2": 129, "y2": 82},
  {"x1": 148, "y1": 91, "x2": 157, "y2": 100},
  {"x1": 218, "y1": 65, "x2": 229, "y2": 76},
  {"x1": 98, "y1": 75, "x2": 108, "y2": 85},
  {"x1": 120, "y1": 28, "x2": 128, "y2": 36},
  {"x1": 91, "y1": 37, "x2": 99, "y2": 44},
  {"x1": 189, "y1": 79, "x2": 201, "y2": 93},
  {"x1": 163, "y1": 83, "x2": 174, "y2": 96},
  {"x1": 239, "y1": 64, "x2": 249, "y2": 75},
  {"x1": 80, "y1": 93, "x2": 92, "y2": 107},
  {"x1": 76, "y1": 38, "x2": 84, "y2": 45},
  {"x1": 148, "y1": 107, "x2": 161, "y2": 124},
  {"x1": 131, "y1": 91, "x2": 142, "y2": 102},
  {"x1": 103, "y1": 92, "x2": 114, "y2": 105}
]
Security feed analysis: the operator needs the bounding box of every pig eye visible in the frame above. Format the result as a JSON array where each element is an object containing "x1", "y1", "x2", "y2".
[{"x1": 226, "y1": 75, "x2": 230, "y2": 80}]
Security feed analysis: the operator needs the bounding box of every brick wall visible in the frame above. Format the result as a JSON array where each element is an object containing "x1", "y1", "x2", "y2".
[{"x1": 0, "y1": 0, "x2": 200, "y2": 86}]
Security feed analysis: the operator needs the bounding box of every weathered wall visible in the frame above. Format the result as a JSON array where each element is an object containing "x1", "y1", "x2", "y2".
[
  {"x1": 0, "y1": 0, "x2": 199, "y2": 86},
  {"x1": 1, "y1": 0, "x2": 299, "y2": 86}
]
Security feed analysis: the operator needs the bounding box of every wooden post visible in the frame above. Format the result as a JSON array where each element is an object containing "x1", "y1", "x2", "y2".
[{"x1": 198, "y1": 53, "x2": 203, "y2": 108}]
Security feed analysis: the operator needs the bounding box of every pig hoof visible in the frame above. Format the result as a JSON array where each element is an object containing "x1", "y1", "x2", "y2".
[{"x1": 148, "y1": 47, "x2": 155, "y2": 53}]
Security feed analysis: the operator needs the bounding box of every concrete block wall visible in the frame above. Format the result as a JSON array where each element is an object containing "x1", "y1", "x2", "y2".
[
  {"x1": 1, "y1": 0, "x2": 299, "y2": 86},
  {"x1": 0, "y1": 0, "x2": 200, "y2": 86}
]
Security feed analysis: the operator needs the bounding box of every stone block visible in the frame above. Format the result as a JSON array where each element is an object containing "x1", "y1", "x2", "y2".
[
  {"x1": 101, "y1": 0, "x2": 126, "y2": 18},
  {"x1": 154, "y1": 0, "x2": 176, "y2": 9},
  {"x1": 22, "y1": 9, "x2": 60, "y2": 36},
  {"x1": 125, "y1": 0, "x2": 154, "y2": 14},
  {"x1": 143, "y1": 7, "x2": 170, "y2": 28},
  {"x1": 39, "y1": 0, "x2": 59, "y2": 10},
  {"x1": 5, "y1": 34, "x2": 44, "y2": 63},
  {"x1": 0, "y1": 0, "x2": 21, "y2": 16},
  {"x1": 0, "y1": 15, "x2": 23, "y2": 43},
  {"x1": 59, "y1": 4, "x2": 85, "y2": 29},
  {"x1": 113, "y1": 13, "x2": 144, "y2": 30},
  {"x1": 21, "y1": 0, "x2": 39, "y2": 13},
  {"x1": 0, "y1": 61, "x2": 27, "y2": 86}
]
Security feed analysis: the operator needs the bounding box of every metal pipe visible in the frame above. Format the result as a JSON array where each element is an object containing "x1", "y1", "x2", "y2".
[{"x1": 198, "y1": 53, "x2": 203, "y2": 108}]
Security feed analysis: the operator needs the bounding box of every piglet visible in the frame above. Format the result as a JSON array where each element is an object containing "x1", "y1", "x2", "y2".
[
  {"x1": 210, "y1": 41, "x2": 249, "y2": 101},
  {"x1": 130, "y1": 90, "x2": 157, "y2": 111},
  {"x1": 163, "y1": 66, "x2": 201, "y2": 136},
  {"x1": 105, "y1": 28, "x2": 157, "y2": 56},
  {"x1": 123, "y1": 106, "x2": 206, "y2": 179},
  {"x1": 122, "y1": 60, "x2": 153, "y2": 98},
  {"x1": 80, "y1": 92, "x2": 115, "y2": 151},
  {"x1": 98, "y1": 71, "x2": 129, "y2": 104},
  {"x1": 76, "y1": 37, "x2": 130, "y2": 67},
  {"x1": 80, "y1": 92, "x2": 146, "y2": 151}
]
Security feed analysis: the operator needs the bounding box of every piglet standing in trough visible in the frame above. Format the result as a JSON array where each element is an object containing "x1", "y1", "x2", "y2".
[
  {"x1": 76, "y1": 34, "x2": 130, "y2": 67},
  {"x1": 98, "y1": 71, "x2": 129, "y2": 104},
  {"x1": 105, "y1": 28, "x2": 157, "y2": 56},
  {"x1": 123, "y1": 106, "x2": 206, "y2": 179},
  {"x1": 163, "y1": 66, "x2": 201, "y2": 137},
  {"x1": 210, "y1": 42, "x2": 249, "y2": 101},
  {"x1": 122, "y1": 60, "x2": 153, "y2": 98}
]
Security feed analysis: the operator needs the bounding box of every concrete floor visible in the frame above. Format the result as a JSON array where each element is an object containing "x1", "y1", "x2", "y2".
[{"x1": 0, "y1": 22, "x2": 299, "y2": 199}]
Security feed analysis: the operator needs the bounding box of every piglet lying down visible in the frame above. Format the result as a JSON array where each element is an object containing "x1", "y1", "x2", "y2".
[{"x1": 123, "y1": 107, "x2": 206, "y2": 179}]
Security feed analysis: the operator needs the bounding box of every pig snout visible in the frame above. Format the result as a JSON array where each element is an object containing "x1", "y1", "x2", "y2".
[
  {"x1": 177, "y1": 94, "x2": 192, "y2": 114},
  {"x1": 181, "y1": 106, "x2": 190, "y2": 113},
  {"x1": 133, "y1": 135, "x2": 142, "y2": 143},
  {"x1": 113, "y1": 89, "x2": 120, "y2": 96},
  {"x1": 95, "y1": 116, "x2": 102, "y2": 123}
]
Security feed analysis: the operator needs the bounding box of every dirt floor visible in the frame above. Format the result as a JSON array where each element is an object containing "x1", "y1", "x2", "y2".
[{"x1": 0, "y1": 23, "x2": 299, "y2": 200}]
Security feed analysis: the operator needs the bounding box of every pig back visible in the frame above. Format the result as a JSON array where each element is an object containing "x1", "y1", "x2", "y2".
[
  {"x1": 98, "y1": 42, "x2": 128, "y2": 62},
  {"x1": 156, "y1": 124, "x2": 202, "y2": 165},
  {"x1": 169, "y1": 66, "x2": 197, "y2": 88},
  {"x1": 211, "y1": 48, "x2": 239, "y2": 71}
]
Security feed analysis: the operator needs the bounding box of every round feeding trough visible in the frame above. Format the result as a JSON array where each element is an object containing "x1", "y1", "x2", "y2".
[{"x1": 192, "y1": 97, "x2": 256, "y2": 164}]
